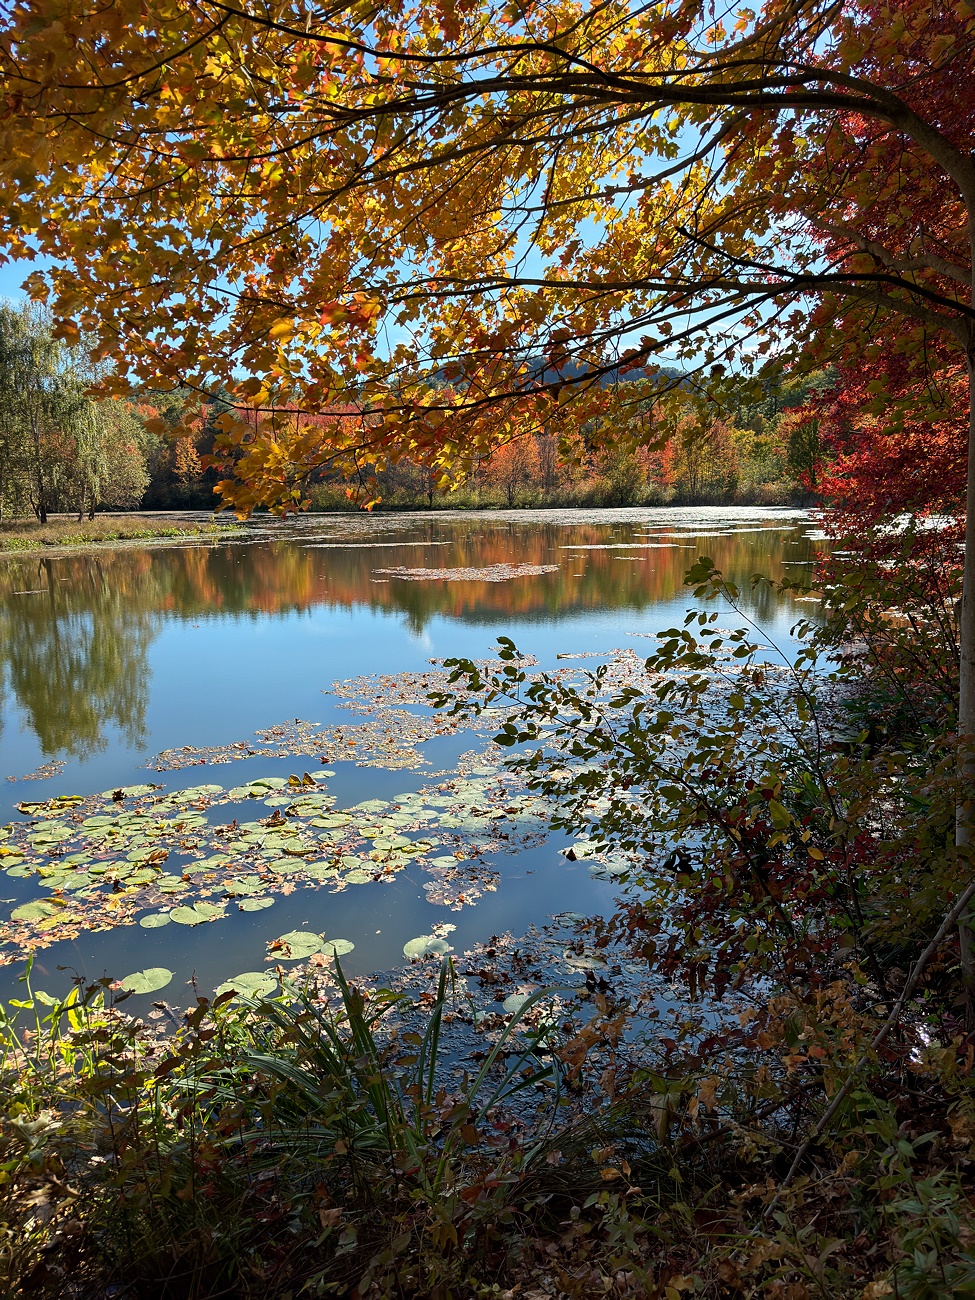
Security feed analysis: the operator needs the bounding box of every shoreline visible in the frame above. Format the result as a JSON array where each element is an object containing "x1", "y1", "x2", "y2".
[{"x1": 0, "y1": 512, "x2": 243, "y2": 556}]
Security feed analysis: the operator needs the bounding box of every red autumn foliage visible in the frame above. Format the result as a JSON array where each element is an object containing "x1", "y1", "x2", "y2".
[{"x1": 805, "y1": 356, "x2": 967, "y2": 526}]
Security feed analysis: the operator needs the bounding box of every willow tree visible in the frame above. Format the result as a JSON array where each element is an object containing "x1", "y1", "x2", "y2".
[
  {"x1": 0, "y1": 304, "x2": 149, "y2": 519},
  {"x1": 1, "y1": 0, "x2": 974, "y2": 935},
  {"x1": 0, "y1": 302, "x2": 81, "y2": 522}
]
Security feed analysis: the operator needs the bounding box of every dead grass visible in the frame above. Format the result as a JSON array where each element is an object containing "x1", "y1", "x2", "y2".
[{"x1": 0, "y1": 513, "x2": 241, "y2": 553}]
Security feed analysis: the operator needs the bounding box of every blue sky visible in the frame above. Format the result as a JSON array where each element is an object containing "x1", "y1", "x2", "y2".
[{"x1": 0, "y1": 257, "x2": 41, "y2": 302}]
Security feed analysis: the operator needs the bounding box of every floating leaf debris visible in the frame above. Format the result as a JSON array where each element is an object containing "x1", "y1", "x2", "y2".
[{"x1": 372, "y1": 564, "x2": 559, "y2": 582}]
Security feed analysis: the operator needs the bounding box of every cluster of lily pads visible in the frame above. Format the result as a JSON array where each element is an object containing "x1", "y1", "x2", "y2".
[
  {"x1": 0, "y1": 649, "x2": 671, "y2": 1003},
  {"x1": 0, "y1": 759, "x2": 565, "y2": 961}
]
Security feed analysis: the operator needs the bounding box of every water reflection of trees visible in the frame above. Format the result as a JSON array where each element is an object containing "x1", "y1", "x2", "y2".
[
  {"x1": 0, "y1": 523, "x2": 816, "y2": 758},
  {"x1": 0, "y1": 556, "x2": 155, "y2": 758}
]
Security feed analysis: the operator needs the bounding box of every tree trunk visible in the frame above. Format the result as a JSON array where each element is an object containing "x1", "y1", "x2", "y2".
[
  {"x1": 957, "y1": 350, "x2": 975, "y2": 1013},
  {"x1": 32, "y1": 414, "x2": 47, "y2": 524}
]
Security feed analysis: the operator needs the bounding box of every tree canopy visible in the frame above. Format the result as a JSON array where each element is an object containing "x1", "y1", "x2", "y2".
[{"x1": 0, "y1": 0, "x2": 972, "y2": 512}]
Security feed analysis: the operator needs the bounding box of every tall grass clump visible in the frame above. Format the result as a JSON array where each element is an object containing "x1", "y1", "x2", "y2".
[{"x1": 0, "y1": 958, "x2": 626, "y2": 1298}]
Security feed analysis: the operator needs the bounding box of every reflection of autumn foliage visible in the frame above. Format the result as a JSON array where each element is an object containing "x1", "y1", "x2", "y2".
[
  {"x1": 0, "y1": 522, "x2": 812, "y2": 622},
  {"x1": 0, "y1": 523, "x2": 814, "y2": 755}
]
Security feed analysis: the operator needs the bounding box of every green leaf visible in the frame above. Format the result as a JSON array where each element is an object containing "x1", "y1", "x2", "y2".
[
  {"x1": 403, "y1": 935, "x2": 450, "y2": 959},
  {"x1": 139, "y1": 912, "x2": 172, "y2": 929},
  {"x1": 216, "y1": 971, "x2": 278, "y2": 998},
  {"x1": 767, "y1": 799, "x2": 792, "y2": 828},
  {"x1": 119, "y1": 967, "x2": 173, "y2": 994},
  {"x1": 239, "y1": 896, "x2": 274, "y2": 912}
]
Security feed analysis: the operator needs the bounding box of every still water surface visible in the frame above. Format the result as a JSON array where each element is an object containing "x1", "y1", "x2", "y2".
[{"x1": 0, "y1": 507, "x2": 818, "y2": 999}]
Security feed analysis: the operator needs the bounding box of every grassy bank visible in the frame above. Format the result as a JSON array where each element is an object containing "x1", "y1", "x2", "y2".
[
  {"x1": 0, "y1": 514, "x2": 242, "y2": 554},
  {"x1": 306, "y1": 481, "x2": 802, "y2": 512}
]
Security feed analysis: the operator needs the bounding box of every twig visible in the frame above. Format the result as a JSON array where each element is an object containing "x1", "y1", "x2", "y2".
[{"x1": 767, "y1": 878, "x2": 975, "y2": 1212}]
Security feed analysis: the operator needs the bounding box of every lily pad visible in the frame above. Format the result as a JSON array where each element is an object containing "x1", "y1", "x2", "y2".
[
  {"x1": 321, "y1": 938, "x2": 354, "y2": 958},
  {"x1": 216, "y1": 971, "x2": 278, "y2": 998},
  {"x1": 119, "y1": 967, "x2": 173, "y2": 994},
  {"x1": 502, "y1": 993, "x2": 533, "y2": 1015},
  {"x1": 305, "y1": 863, "x2": 338, "y2": 879},
  {"x1": 139, "y1": 912, "x2": 172, "y2": 929},
  {"x1": 270, "y1": 930, "x2": 324, "y2": 960},
  {"x1": 562, "y1": 948, "x2": 609, "y2": 971},
  {"x1": 170, "y1": 902, "x2": 227, "y2": 926},
  {"x1": 11, "y1": 900, "x2": 60, "y2": 922},
  {"x1": 403, "y1": 935, "x2": 451, "y2": 960},
  {"x1": 239, "y1": 896, "x2": 274, "y2": 912}
]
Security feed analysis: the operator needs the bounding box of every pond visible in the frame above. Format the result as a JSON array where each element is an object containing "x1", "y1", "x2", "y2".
[{"x1": 0, "y1": 506, "x2": 819, "y2": 1003}]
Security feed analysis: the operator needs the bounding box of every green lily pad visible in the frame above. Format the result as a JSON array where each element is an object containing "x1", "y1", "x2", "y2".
[
  {"x1": 314, "y1": 813, "x2": 351, "y2": 828},
  {"x1": 139, "y1": 912, "x2": 172, "y2": 929},
  {"x1": 11, "y1": 899, "x2": 60, "y2": 922},
  {"x1": 224, "y1": 876, "x2": 267, "y2": 896},
  {"x1": 321, "y1": 938, "x2": 354, "y2": 958},
  {"x1": 503, "y1": 993, "x2": 532, "y2": 1015},
  {"x1": 266, "y1": 857, "x2": 302, "y2": 875},
  {"x1": 216, "y1": 971, "x2": 278, "y2": 998},
  {"x1": 239, "y1": 897, "x2": 274, "y2": 912},
  {"x1": 119, "y1": 967, "x2": 173, "y2": 994},
  {"x1": 305, "y1": 863, "x2": 338, "y2": 879},
  {"x1": 271, "y1": 930, "x2": 324, "y2": 960},
  {"x1": 170, "y1": 902, "x2": 227, "y2": 926},
  {"x1": 403, "y1": 935, "x2": 450, "y2": 960}
]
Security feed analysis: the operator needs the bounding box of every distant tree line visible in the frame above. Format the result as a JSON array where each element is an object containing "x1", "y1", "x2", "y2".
[
  {"x1": 305, "y1": 371, "x2": 833, "y2": 511},
  {"x1": 0, "y1": 302, "x2": 832, "y2": 518}
]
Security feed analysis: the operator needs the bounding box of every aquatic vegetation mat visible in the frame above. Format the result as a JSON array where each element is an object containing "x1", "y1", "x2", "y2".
[
  {"x1": 0, "y1": 760, "x2": 566, "y2": 960},
  {"x1": 6, "y1": 759, "x2": 67, "y2": 782},
  {"x1": 0, "y1": 649, "x2": 677, "y2": 966},
  {"x1": 372, "y1": 562, "x2": 559, "y2": 581}
]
